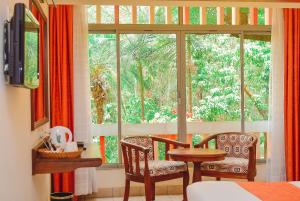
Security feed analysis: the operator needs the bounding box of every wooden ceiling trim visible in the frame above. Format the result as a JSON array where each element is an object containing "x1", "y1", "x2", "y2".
[
  {"x1": 166, "y1": 6, "x2": 173, "y2": 24},
  {"x1": 55, "y1": 0, "x2": 300, "y2": 8},
  {"x1": 217, "y1": 7, "x2": 224, "y2": 25},
  {"x1": 200, "y1": 7, "x2": 207, "y2": 25}
]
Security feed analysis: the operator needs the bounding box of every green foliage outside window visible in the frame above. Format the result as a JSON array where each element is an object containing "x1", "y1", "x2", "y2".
[{"x1": 88, "y1": 8, "x2": 271, "y2": 163}]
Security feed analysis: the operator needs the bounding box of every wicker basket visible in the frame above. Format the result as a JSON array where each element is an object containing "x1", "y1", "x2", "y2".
[{"x1": 38, "y1": 148, "x2": 83, "y2": 159}]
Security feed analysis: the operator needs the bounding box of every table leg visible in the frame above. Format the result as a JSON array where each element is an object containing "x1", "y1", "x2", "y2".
[{"x1": 193, "y1": 162, "x2": 202, "y2": 183}]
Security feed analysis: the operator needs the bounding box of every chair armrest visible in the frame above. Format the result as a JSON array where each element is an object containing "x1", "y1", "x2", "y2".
[
  {"x1": 151, "y1": 136, "x2": 190, "y2": 160},
  {"x1": 151, "y1": 136, "x2": 190, "y2": 148},
  {"x1": 121, "y1": 140, "x2": 151, "y2": 154},
  {"x1": 247, "y1": 135, "x2": 258, "y2": 162},
  {"x1": 194, "y1": 134, "x2": 218, "y2": 148}
]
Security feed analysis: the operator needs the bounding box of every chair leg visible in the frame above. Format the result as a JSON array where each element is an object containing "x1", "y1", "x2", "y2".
[
  {"x1": 145, "y1": 178, "x2": 153, "y2": 201},
  {"x1": 123, "y1": 179, "x2": 130, "y2": 201},
  {"x1": 151, "y1": 182, "x2": 155, "y2": 201},
  {"x1": 216, "y1": 177, "x2": 221, "y2": 181},
  {"x1": 183, "y1": 171, "x2": 189, "y2": 201},
  {"x1": 248, "y1": 177, "x2": 255, "y2": 182}
]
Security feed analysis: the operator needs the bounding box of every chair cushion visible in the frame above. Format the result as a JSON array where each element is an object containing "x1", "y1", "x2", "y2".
[
  {"x1": 217, "y1": 134, "x2": 254, "y2": 159},
  {"x1": 201, "y1": 157, "x2": 249, "y2": 174},
  {"x1": 134, "y1": 160, "x2": 187, "y2": 176}
]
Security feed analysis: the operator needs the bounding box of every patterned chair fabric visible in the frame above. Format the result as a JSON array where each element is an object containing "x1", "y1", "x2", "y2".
[
  {"x1": 201, "y1": 157, "x2": 249, "y2": 174},
  {"x1": 217, "y1": 133, "x2": 254, "y2": 159},
  {"x1": 134, "y1": 160, "x2": 188, "y2": 176},
  {"x1": 123, "y1": 136, "x2": 154, "y2": 161}
]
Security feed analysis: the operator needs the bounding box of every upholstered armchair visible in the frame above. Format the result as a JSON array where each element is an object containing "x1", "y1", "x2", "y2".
[
  {"x1": 194, "y1": 132, "x2": 258, "y2": 181},
  {"x1": 121, "y1": 136, "x2": 190, "y2": 201}
]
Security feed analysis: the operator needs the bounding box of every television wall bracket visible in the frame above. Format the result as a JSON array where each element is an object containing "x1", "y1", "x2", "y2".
[{"x1": 3, "y1": 20, "x2": 11, "y2": 82}]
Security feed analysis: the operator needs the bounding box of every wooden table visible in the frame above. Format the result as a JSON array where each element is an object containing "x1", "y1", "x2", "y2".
[{"x1": 168, "y1": 148, "x2": 227, "y2": 183}]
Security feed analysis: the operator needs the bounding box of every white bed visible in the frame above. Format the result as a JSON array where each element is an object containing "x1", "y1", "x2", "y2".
[{"x1": 187, "y1": 181, "x2": 300, "y2": 201}]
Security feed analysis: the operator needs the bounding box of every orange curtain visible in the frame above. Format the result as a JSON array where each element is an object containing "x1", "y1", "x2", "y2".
[
  {"x1": 284, "y1": 8, "x2": 300, "y2": 181},
  {"x1": 49, "y1": 5, "x2": 75, "y2": 194},
  {"x1": 31, "y1": 4, "x2": 45, "y2": 120}
]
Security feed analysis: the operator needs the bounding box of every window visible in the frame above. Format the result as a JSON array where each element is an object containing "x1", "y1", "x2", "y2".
[
  {"x1": 120, "y1": 34, "x2": 177, "y2": 125},
  {"x1": 89, "y1": 33, "x2": 118, "y2": 163},
  {"x1": 120, "y1": 34, "x2": 178, "y2": 160},
  {"x1": 87, "y1": 5, "x2": 96, "y2": 23},
  {"x1": 87, "y1": 5, "x2": 271, "y2": 165},
  {"x1": 244, "y1": 34, "x2": 271, "y2": 159},
  {"x1": 206, "y1": 7, "x2": 217, "y2": 24},
  {"x1": 185, "y1": 34, "x2": 241, "y2": 147},
  {"x1": 101, "y1": 6, "x2": 115, "y2": 24},
  {"x1": 119, "y1": 6, "x2": 132, "y2": 24},
  {"x1": 137, "y1": 6, "x2": 150, "y2": 24}
]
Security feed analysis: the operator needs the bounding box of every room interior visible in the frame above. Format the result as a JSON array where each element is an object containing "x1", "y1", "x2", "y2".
[{"x1": 0, "y1": 0, "x2": 300, "y2": 201}]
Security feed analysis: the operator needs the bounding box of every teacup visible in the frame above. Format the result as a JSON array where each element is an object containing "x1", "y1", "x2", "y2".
[{"x1": 64, "y1": 142, "x2": 78, "y2": 152}]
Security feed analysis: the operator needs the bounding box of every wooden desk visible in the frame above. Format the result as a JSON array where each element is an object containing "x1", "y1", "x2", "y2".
[
  {"x1": 32, "y1": 140, "x2": 102, "y2": 175},
  {"x1": 168, "y1": 148, "x2": 226, "y2": 183}
]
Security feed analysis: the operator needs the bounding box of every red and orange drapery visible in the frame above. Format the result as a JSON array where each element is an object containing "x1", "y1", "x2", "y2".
[
  {"x1": 49, "y1": 5, "x2": 75, "y2": 195},
  {"x1": 284, "y1": 9, "x2": 300, "y2": 181}
]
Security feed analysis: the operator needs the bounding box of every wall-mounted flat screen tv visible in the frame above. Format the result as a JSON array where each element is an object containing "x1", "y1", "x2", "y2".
[{"x1": 4, "y1": 3, "x2": 40, "y2": 89}]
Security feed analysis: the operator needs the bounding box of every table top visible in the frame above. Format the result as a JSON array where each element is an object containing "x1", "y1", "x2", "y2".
[{"x1": 168, "y1": 148, "x2": 227, "y2": 162}]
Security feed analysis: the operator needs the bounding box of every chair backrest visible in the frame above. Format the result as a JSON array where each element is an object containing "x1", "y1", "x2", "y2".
[
  {"x1": 216, "y1": 132, "x2": 256, "y2": 159},
  {"x1": 122, "y1": 136, "x2": 154, "y2": 161}
]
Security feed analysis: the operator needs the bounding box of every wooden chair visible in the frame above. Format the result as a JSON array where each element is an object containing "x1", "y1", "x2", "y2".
[
  {"x1": 194, "y1": 132, "x2": 258, "y2": 181},
  {"x1": 121, "y1": 136, "x2": 190, "y2": 201}
]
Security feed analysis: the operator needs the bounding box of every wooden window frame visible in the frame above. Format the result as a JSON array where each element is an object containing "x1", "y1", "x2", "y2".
[{"x1": 88, "y1": 5, "x2": 271, "y2": 167}]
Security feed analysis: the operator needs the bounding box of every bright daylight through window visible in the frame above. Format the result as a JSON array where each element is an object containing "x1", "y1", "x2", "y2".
[{"x1": 87, "y1": 5, "x2": 271, "y2": 164}]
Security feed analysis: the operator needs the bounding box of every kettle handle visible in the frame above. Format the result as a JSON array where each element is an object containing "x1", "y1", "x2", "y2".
[{"x1": 64, "y1": 127, "x2": 73, "y2": 143}]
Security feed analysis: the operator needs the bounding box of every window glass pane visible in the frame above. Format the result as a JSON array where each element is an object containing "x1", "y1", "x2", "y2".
[
  {"x1": 244, "y1": 35, "x2": 270, "y2": 160},
  {"x1": 120, "y1": 5, "x2": 132, "y2": 24},
  {"x1": 224, "y1": 7, "x2": 232, "y2": 25},
  {"x1": 137, "y1": 6, "x2": 150, "y2": 24},
  {"x1": 155, "y1": 6, "x2": 166, "y2": 24},
  {"x1": 89, "y1": 33, "x2": 118, "y2": 163},
  {"x1": 240, "y1": 8, "x2": 249, "y2": 25},
  {"x1": 244, "y1": 35, "x2": 270, "y2": 121},
  {"x1": 88, "y1": 5, "x2": 96, "y2": 23},
  {"x1": 120, "y1": 34, "x2": 178, "y2": 139},
  {"x1": 171, "y1": 7, "x2": 179, "y2": 24},
  {"x1": 101, "y1": 5, "x2": 115, "y2": 24},
  {"x1": 186, "y1": 34, "x2": 241, "y2": 122},
  {"x1": 185, "y1": 34, "x2": 241, "y2": 146},
  {"x1": 207, "y1": 7, "x2": 217, "y2": 24},
  {"x1": 190, "y1": 7, "x2": 200, "y2": 24},
  {"x1": 258, "y1": 8, "x2": 265, "y2": 25}
]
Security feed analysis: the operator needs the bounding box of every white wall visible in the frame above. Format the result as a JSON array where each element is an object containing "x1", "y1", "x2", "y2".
[{"x1": 0, "y1": 0, "x2": 51, "y2": 201}]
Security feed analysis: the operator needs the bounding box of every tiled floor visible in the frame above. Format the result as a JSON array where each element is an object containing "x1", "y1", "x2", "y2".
[{"x1": 85, "y1": 195, "x2": 182, "y2": 201}]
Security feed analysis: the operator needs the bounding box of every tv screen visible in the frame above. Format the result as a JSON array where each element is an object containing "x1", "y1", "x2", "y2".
[{"x1": 5, "y1": 3, "x2": 40, "y2": 89}]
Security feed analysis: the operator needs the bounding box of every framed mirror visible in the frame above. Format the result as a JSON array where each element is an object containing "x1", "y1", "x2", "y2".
[{"x1": 30, "y1": 0, "x2": 49, "y2": 130}]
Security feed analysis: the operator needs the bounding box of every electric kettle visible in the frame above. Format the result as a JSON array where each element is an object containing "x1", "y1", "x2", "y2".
[{"x1": 50, "y1": 126, "x2": 73, "y2": 149}]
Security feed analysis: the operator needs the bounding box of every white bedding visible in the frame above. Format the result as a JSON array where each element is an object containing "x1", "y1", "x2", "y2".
[{"x1": 187, "y1": 181, "x2": 300, "y2": 201}]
